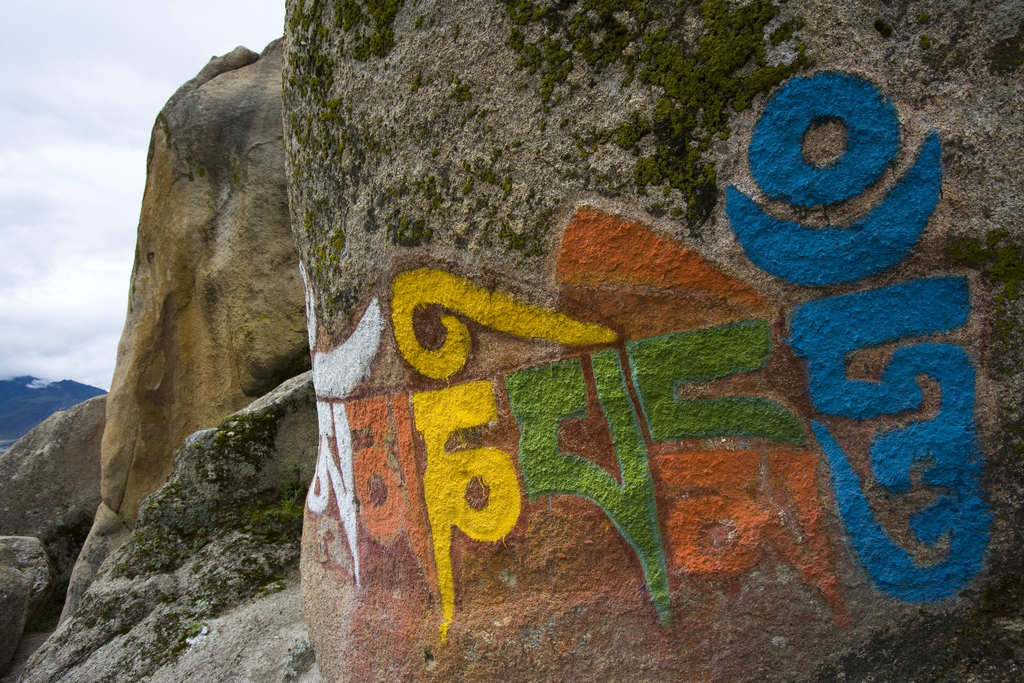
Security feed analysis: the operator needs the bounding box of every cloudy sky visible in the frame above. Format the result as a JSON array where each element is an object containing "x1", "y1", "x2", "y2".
[{"x1": 0, "y1": 1, "x2": 287, "y2": 391}]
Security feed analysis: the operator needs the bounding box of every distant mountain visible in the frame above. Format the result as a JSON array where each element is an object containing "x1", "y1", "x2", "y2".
[{"x1": 0, "y1": 376, "x2": 106, "y2": 449}]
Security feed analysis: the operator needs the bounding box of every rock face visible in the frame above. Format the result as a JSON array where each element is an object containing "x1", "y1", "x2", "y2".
[
  {"x1": 146, "y1": 579, "x2": 322, "y2": 683},
  {"x1": 0, "y1": 537, "x2": 53, "y2": 675},
  {"x1": 59, "y1": 501, "x2": 131, "y2": 625},
  {"x1": 22, "y1": 372, "x2": 319, "y2": 683},
  {"x1": 286, "y1": 1, "x2": 1024, "y2": 680},
  {"x1": 100, "y1": 38, "x2": 309, "y2": 532},
  {"x1": 0, "y1": 396, "x2": 105, "y2": 599}
]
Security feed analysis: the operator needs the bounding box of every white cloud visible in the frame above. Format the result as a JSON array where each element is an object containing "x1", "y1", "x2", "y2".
[{"x1": 0, "y1": 0, "x2": 286, "y2": 391}]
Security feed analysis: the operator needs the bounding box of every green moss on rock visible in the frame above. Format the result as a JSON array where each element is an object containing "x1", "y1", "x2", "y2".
[
  {"x1": 950, "y1": 231, "x2": 1024, "y2": 370},
  {"x1": 283, "y1": 0, "x2": 810, "y2": 333},
  {"x1": 112, "y1": 408, "x2": 296, "y2": 579},
  {"x1": 504, "y1": 0, "x2": 808, "y2": 227},
  {"x1": 389, "y1": 213, "x2": 433, "y2": 246},
  {"x1": 50, "y1": 394, "x2": 310, "y2": 676}
]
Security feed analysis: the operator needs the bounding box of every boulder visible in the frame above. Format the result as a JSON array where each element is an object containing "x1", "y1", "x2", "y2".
[
  {"x1": 2, "y1": 632, "x2": 50, "y2": 683},
  {"x1": 21, "y1": 371, "x2": 318, "y2": 682},
  {"x1": 58, "y1": 501, "x2": 130, "y2": 625},
  {"x1": 99, "y1": 37, "x2": 308, "y2": 531},
  {"x1": 285, "y1": 0, "x2": 1024, "y2": 680},
  {"x1": 146, "y1": 575, "x2": 322, "y2": 683},
  {"x1": 0, "y1": 395, "x2": 105, "y2": 619},
  {"x1": 0, "y1": 537, "x2": 53, "y2": 676}
]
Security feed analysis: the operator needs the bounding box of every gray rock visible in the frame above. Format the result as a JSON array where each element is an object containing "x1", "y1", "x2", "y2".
[
  {"x1": 188, "y1": 45, "x2": 261, "y2": 90},
  {"x1": 65, "y1": 34, "x2": 310, "y2": 632},
  {"x1": 0, "y1": 568, "x2": 32, "y2": 678},
  {"x1": 58, "y1": 502, "x2": 130, "y2": 625},
  {"x1": 0, "y1": 396, "x2": 105, "y2": 587},
  {"x1": 2, "y1": 631, "x2": 50, "y2": 683},
  {"x1": 147, "y1": 574, "x2": 322, "y2": 683},
  {"x1": 20, "y1": 371, "x2": 316, "y2": 683},
  {"x1": 0, "y1": 537, "x2": 53, "y2": 676}
]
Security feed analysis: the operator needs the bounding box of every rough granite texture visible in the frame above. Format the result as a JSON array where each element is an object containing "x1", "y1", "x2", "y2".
[
  {"x1": 285, "y1": 1, "x2": 1024, "y2": 681},
  {"x1": 99, "y1": 38, "x2": 309, "y2": 532},
  {"x1": 0, "y1": 396, "x2": 104, "y2": 590},
  {"x1": 59, "y1": 501, "x2": 131, "y2": 625},
  {"x1": 147, "y1": 576, "x2": 322, "y2": 683},
  {"x1": 21, "y1": 371, "x2": 319, "y2": 683},
  {"x1": 0, "y1": 537, "x2": 53, "y2": 677}
]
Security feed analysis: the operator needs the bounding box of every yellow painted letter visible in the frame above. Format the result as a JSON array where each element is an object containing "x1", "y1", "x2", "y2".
[
  {"x1": 412, "y1": 381, "x2": 522, "y2": 641},
  {"x1": 392, "y1": 268, "x2": 617, "y2": 379}
]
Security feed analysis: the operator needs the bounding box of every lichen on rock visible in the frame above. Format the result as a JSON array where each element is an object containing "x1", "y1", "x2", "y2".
[
  {"x1": 20, "y1": 373, "x2": 317, "y2": 682},
  {"x1": 283, "y1": 0, "x2": 807, "y2": 336}
]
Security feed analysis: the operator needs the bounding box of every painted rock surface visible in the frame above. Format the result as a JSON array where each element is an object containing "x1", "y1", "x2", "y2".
[{"x1": 287, "y1": 1, "x2": 1024, "y2": 680}]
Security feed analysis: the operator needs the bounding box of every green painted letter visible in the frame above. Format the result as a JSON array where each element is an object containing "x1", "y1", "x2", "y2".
[
  {"x1": 627, "y1": 320, "x2": 804, "y2": 445},
  {"x1": 506, "y1": 352, "x2": 671, "y2": 623}
]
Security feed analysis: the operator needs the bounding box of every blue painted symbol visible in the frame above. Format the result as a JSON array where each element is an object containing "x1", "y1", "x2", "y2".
[
  {"x1": 788, "y1": 278, "x2": 969, "y2": 420},
  {"x1": 750, "y1": 72, "x2": 900, "y2": 207},
  {"x1": 727, "y1": 72, "x2": 944, "y2": 286},
  {"x1": 790, "y1": 279, "x2": 991, "y2": 601}
]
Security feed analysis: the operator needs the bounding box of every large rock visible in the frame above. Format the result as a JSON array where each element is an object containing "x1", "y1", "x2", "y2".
[
  {"x1": 21, "y1": 371, "x2": 318, "y2": 682},
  {"x1": 100, "y1": 38, "x2": 309, "y2": 531},
  {"x1": 58, "y1": 501, "x2": 131, "y2": 625},
  {"x1": 146, "y1": 576, "x2": 322, "y2": 683},
  {"x1": 2, "y1": 633, "x2": 50, "y2": 683},
  {"x1": 286, "y1": 1, "x2": 1024, "y2": 680},
  {"x1": 0, "y1": 396, "x2": 105, "y2": 601},
  {"x1": 0, "y1": 537, "x2": 53, "y2": 676}
]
